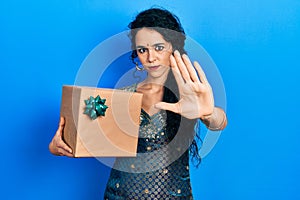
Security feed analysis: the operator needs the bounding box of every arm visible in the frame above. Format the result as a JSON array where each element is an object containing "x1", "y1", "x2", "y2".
[{"x1": 49, "y1": 117, "x2": 74, "y2": 157}]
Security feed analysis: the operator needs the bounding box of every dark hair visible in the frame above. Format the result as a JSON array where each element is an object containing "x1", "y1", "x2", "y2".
[
  {"x1": 129, "y1": 8, "x2": 201, "y2": 167},
  {"x1": 128, "y1": 7, "x2": 187, "y2": 61}
]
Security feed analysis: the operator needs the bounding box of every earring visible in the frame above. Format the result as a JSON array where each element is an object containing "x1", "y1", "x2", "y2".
[{"x1": 135, "y1": 62, "x2": 144, "y2": 71}]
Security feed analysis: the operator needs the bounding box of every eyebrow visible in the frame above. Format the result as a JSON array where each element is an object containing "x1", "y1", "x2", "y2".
[{"x1": 136, "y1": 43, "x2": 165, "y2": 49}]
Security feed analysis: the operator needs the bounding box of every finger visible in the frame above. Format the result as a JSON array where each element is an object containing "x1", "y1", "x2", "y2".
[
  {"x1": 57, "y1": 116, "x2": 65, "y2": 136},
  {"x1": 194, "y1": 61, "x2": 209, "y2": 84},
  {"x1": 154, "y1": 102, "x2": 180, "y2": 114},
  {"x1": 170, "y1": 54, "x2": 185, "y2": 86},
  {"x1": 58, "y1": 147, "x2": 74, "y2": 157},
  {"x1": 182, "y1": 54, "x2": 199, "y2": 82},
  {"x1": 57, "y1": 140, "x2": 73, "y2": 155},
  {"x1": 174, "y1": 50, "x2": 191, "y2": 83}
]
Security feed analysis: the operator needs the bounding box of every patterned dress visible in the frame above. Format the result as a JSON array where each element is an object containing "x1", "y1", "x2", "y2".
[{"x1": 104, "y1": 85, "x2": 194, "y2": 200}]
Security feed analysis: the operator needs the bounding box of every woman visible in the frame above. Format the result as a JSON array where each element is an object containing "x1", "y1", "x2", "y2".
[{"x1": 49, "y1": 8, "x2": 227, "y2": 199}]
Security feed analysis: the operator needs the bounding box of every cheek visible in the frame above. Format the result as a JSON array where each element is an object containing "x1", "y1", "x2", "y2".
[
  {"x1": 136, "y1": 53, "x2": 146, "y2": 63},
  {"x1": 161, "y1": 53, "x2": 172, "y2": 65}
]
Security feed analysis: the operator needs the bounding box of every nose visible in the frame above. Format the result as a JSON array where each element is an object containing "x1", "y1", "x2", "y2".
[{"x1": 147, "y1": 49, "x2": 156, "y2": 63}]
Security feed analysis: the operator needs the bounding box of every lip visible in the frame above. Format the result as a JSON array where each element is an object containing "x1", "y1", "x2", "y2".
[{"x1": 147, "y1": 65, "x2": 160, "y2": 70}]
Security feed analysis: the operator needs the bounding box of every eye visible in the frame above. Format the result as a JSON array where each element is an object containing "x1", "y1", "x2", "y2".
[
  {"x1": 155, "y1": 45, "x2": 164, "y2": 51},
  {"x1": 137, "y1": 48, "x2": 147, "y2": 54}
]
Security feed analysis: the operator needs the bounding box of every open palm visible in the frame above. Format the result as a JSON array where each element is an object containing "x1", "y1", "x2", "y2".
[{"x1": 155, "y1": 50, "x2": 214, "y2": 119}]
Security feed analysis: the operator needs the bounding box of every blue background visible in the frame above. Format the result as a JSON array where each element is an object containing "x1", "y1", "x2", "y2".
[{"x1": 1, "y1": 0, "x2": 299, "y2": 199}]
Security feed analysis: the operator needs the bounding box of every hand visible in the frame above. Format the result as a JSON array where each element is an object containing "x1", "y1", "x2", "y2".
[
  {"x1": 155, "y1": 50, "x2": 214, "y2": 119},
  {"x1": 49, "y1": 117, "x2": 73, "y2": 157}
]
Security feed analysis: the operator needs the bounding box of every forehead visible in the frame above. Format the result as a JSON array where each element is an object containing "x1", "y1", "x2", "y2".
[{"x1": 135, "y1": 28, "x2": 167, "y2": 46}]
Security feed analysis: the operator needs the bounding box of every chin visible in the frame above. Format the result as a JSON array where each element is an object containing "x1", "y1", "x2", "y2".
[{"x1": 147, "y1": 68, "x2": 170, "y2": 79}]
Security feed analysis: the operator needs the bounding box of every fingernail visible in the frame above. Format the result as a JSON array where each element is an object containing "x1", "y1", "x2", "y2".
[{"x1": 174, "y1": 50, "x2": 180, "y2": 56}]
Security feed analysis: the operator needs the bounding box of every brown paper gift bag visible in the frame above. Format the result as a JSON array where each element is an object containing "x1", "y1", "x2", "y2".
[{"x1": 60, "y1": 85, "x2": 143, "y2": 157}]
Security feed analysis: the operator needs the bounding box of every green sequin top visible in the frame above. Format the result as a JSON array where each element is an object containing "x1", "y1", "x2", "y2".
[{"x1": 104, "y1": 84, "x2": 194, "y2": 200}]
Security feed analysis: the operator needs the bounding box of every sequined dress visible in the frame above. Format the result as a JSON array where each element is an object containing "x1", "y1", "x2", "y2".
[{"x1": 104, "y1": 85, "x2": 194, "y2": 200}]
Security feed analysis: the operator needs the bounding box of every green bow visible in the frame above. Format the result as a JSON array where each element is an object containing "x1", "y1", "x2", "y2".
[{"x1": 83, "y1": 95, "x2": 108, "y2": 120}]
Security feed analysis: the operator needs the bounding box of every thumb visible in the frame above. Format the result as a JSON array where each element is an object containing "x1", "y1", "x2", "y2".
[
  {"x1": 57, "y1": 116, "x2": 65, "y2": 136},
  {"x1": 155, "y1": 102, "x2": 180, "y2": 113}
]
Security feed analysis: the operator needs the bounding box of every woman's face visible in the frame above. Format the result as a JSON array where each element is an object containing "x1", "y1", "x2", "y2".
[{"x1": 135, "y1": 28, "x2": 173, "y2": 79}]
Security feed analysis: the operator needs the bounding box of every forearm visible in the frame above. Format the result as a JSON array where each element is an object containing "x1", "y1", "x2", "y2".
[{"x1": 200, "y1": 107, "x2": 227, "y2": 131}]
